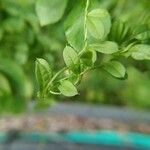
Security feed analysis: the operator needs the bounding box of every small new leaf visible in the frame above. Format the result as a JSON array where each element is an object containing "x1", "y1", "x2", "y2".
[
  {"x1": 130, "y1": 44, "x2": 150, "y2": 60},
  {"x1": 35, "y1": 58, "x2": 52, "y2": 96},
  {"x1": 87, "y1": 9, "x2": 111, "y2": 39},
  {"x1": 58, "y1": 80, "x2": 78, "y2": 97},
  {"x1": 103, "y1": 61, "x2": 126, "y2": 79},
  {"x1": 90, "y1": 41, "x2": 119, "y2": 54}
]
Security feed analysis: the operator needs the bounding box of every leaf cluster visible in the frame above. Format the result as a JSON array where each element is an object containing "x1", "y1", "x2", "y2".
[{"x1": 35, "y1": 0, "x2": 150, "y2": 99}]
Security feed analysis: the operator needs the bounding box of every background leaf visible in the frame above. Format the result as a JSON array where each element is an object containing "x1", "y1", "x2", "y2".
[
  {"x1": 108, "y1": 20, "x2": 131, "y2": 44},
  {"x1": 0, "y1": 58, "x2": 32, "y2": 98},
  {"x1": 130, "y1": 44, "x2": 150, "y2": 60},
  {"x1": 36, "y1": 0, "x2": 68, "y2": 26}
]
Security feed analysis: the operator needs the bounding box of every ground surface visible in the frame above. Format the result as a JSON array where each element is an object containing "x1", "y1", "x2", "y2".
[{"x1": 0, "y1": 103, "x2": 150, "y2": 133}]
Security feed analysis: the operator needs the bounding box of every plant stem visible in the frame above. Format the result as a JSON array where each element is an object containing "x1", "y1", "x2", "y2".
[
  {"x1": 84, "y1": 0, "x2": 89, "y2": 41},
  {"x1": 49, "y1": 90, "x2": 61, "y2": 95},
  {"x1": 74, "y1": 64, "x2": 103, "y2": 86},
  {"x1": 81, "y1": 64, "x2": 103, "y2": 76},
  {"x1": 79, "y1": 0, "x2": 89, "y2": 56},
  {"x1": 44, "y1": 67, "x2": 68, "y2": 94}
]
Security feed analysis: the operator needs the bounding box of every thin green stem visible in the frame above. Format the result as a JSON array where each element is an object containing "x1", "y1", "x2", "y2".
[
  {"x1": 73, "y1": 64, "x2": 103, "y2": 86},
  {"x1": 44, "y1": 67, "x2": 68, "y2": 94},
  {"x1": 84, "y1": 0, "x2": 89, "y2": 41},
  {"x1": 49, "y1": 90, "x2": 61, "y2": 95},
  {"x1": 79, "y1": 0, "x2": 89, "y2": 56},
  {"x1": 81, "y1": 64, "x2": 103, "y2": 76}
]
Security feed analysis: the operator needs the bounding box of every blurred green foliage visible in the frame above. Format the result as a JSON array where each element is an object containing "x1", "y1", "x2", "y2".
[
  {"x1": 0, "y1": 0, "x2": 66, "y2": 112},
  {"x1": 0, "y1": 0, "x2": 149, "y2": 113}
]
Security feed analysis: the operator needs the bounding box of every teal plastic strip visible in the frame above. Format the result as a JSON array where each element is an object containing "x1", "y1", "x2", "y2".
[
  {"x1": 63, "y1": 130, "x2": 124, "y2": 145},
  {"x1": 63, "y1": 130, "x2": 150, "y2": 148},
  {"x1": 0, "y1": 130, "x2": 150, "y2": 149}
]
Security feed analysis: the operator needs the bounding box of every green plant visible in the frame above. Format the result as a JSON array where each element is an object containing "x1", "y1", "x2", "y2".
[
  {"x1": 0, "y1": 0, "x2": 149, "y2": 112},
  {"x1": 35, "y1": 0, "x2": 150, "y2": 100}
]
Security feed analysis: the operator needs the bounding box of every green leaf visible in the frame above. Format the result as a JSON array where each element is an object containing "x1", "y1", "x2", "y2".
[
  {"x1": 58, "y1": 80, "x2": 78, "y2": 97},
  {"x1": 87, "y1": 9, "x2": 111, "y2": 39},
  {"x1": 35, "y1": 58, "x2": 52, "y2": 96},
  {"x1": 65, "y1": 16, "x2": 84, "y2": 51},
  {"x1": 36, "y1": 0, "x2": 68, "y2": 26},
  {"x1": 103, "y1": 61, "x2": 126, "y2": 78},
  {"x1": 130, "y1": 44, "x2": 150, "y2": 60},
  {"x1": 90, "y1": 41, "x2": 118, "y2": 54},
  {"x1": 63, "y1": 46, "x2": 80, "y2": 72}
]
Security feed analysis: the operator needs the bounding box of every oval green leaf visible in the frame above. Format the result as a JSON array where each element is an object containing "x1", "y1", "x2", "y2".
[
  {"x1": 58, "y1": 80, "x2": 78, "y2": 97},
  {"x1": 63, "y1": 46, "x2": 80, "y2": 73},
  {"x1": 103, "y1": 61, "x2": 126, "y2": 78},
  {"x1": 87, "y1": 9, "x2": 111, "y2": 39},
  {"x1": 35, "y1": 58, "x2": 52, "y2": 95}
]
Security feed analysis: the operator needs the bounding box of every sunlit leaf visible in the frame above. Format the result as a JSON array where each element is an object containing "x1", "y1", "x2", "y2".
[
  {"x1": 87, "y1": 9, "x2": 111, "y2": 39},
  {"x1": 103, "y1": 61, "x2": 126, "y2": 78},
  {"x1": 90, "y1": 41, "x2": 119, "y2": 54},
  {"x1": 63, "y1": 46, "x2": 80, "y2": 73},
  {"x1": 58, "y1": 80, "x2": 78, "y2": 97}
]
